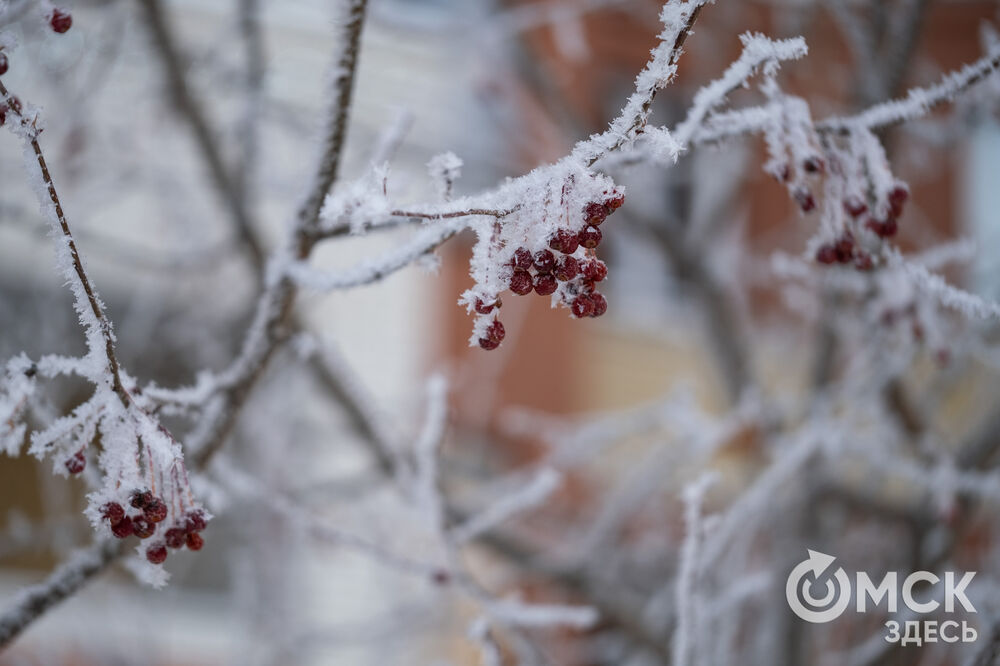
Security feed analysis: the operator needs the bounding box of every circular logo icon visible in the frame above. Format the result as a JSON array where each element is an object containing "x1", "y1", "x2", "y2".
[{"x1": 786, "y1": 550, "x2": 851, "y2": 623}]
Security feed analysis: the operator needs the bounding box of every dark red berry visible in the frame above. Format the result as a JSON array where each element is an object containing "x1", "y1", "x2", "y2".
[
  {"x1": 184, "y1": 510, "x2": 207, "y2": 533},
  {"x1": 590, "y1": 293, "x2": 608, "y2": 317},
  {"x1": 815, "y1": 244, "x2": 837, "y2": 264},
  {"x1": 479, "y1": 337, "x2": 499, "y2": 350},
  {"x1": 64, "y1": 450, "x2": 85, "y2": 475},
  {"x1": 534, "y1": 273, "x2": 558, "y2": 296},
  {"x1": 888, "y1": 184, "x2": 909, "y2": 217},
  {"x1": 130, "y1": 490, "x2": 152, "y2": 509},
  {"x1": 854, "y1": 254, "x2": 875, "y2": 271},
  {"x1": 578, "y1": 226, "x2": 602, "y2": 249},
  {"x1": 533, "y1": 249, "x2": 555, "y2": 273},
  {"x1": 584, "y1": 202, "x2": 608, "y2": 226},
  {"x1": 132, "y1": 516, "x2": 155, "y2": 539},
  {"x1": 549, "y1": 229, "x2": 579, "y2": 255},
  {"x1": 803, "y1": 156, "x2": 824, "y2": 174},
  {"x1": 514, "y1": 247, "x2": 533, "y2": 270},
  {"x1": 111, "y1": 516, "x2": 134, "y2": 539},
  {"x1": 843, "y1": 198, "x2": 867, "y2": 218},
  {"x1": 866, "y1": 217, "x2": 898, "y2": 238},
  {"x1": 834, "y1": 234, "x2": 854, "y2": 263},
  {"x1": 101, "y1": 502, "x2": 125, "y2": 526},
  {"x1": 144, "y1": 498, "x2": 168, "y2": 523},
  {"x1": 164, "y1": 527, "x2": 187, "y2": 549},
  {"x1": 582, "y1": 259, "x2": 608, "y2": 282},
  {"x1": 571, "y1": 295, "x2": 595, "y2": 318},
  {"x1": 146, "y1": 544, "x2": 168, "y2": 564},
  {"x1": 49, "y1": 9, "x2": 72, "y2": 34},
  {"x1": 478, "y1": 319, "x2": 505, "y2": 350},
  {"x1": 603, "y1": 191, "x2": 625, "y2": 212},
  {"x1": 186, "y1": 532, "x2": 204, "y2": 551},
  {"x1": 0, "y1": 52, "x2": 8, "y2": 77},
  {"x1": 794, "y1": 188, "x2": 816, "y2": 213},
  {"x1": 474, "y1": 298, "x2": 500, "y2": 315},
  {"x1": 554, "y1": 256, "x2": 579, "y2": 281},
  {"x1": 509, "y1": 268, "x2": 533, "y2": 295}
]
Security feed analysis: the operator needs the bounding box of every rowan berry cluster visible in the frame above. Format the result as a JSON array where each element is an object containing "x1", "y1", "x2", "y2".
[
  {"x1": 100, "y1": 490, "x2": 207, "y2": 565},
  {"x1": 474, "y1": 189, "x2": 622, "y2": 350}
]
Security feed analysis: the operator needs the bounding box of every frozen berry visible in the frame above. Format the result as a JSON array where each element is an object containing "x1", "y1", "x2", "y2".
[
  {"x1": 794, "y1": 188, "x2": 816, "y2": 213},
  {"x1": 584, "y1": 202, "x2": 607, "y2": 226},
  {"x1": 186, "y1": 532, "x2": 204, "y2": 551},
  {"x1": 65, "y1": 450, "x2": 85, "y2": 475},
  {"x1": 514, "y1": 247, "x2": 533, "y2": 270},
  {"x1": 144, "y1": 498, "x2": 168, "y2": 523},
  {"x1": 603, "y1": 191, "x2": 625, "y2": 212},
  {"x1": 815, "y1": 244, "x2": 837, "y2": 264},
  {"x1": 854, "y1": 254, "x2": 875, "y2": 271},
  {"x1": 478, "y1": 319, "x2": 505, "y2": 350},
  {"x1": 534, "y1": 273, "x2": 558, "y2": 296},
  {"x1": 111, "y1": 516, "x2": 134, "y2": 539},
  {"x1": 549, "y1": 229, "x2": 579, "y2": 255},
  {"x1": 571, "y1": 295, "x2": 595, "y2": 318},
  {"x1": 146, "y1": 543, "x2": 167, "y2": 564},
  {"x1": 578, "y1": 226, "x2": 602, "y2": 249},
  {"x1": 834, "y1": 234, "x2": 854, "y2": 263},
  {"x1": 802, "y1": 156, "x2": 824, "y2": 174},
  {"x1": 164, "y1": 527, "x2": 187, "y2": 549},
  {"x1": 132, "y1": 516, "x2": 155, "y2": 539},
  {"x1": 554, "y1": 256, "x2": 579, "y2": 281},
  {"x1": 184, "y1": 510, "x2": 207, "y2": 533},
  {"x1": 0, "y1": 53, "x2": 8, "y2": 77},
  {"x1": 866, "y1": 217, "x2": 898, "y2": 238},
  {"x1": 582, "y1": 259, "x2": 607, "y2": 282},
  {"x1": 533, "y1": 250, "x2": 555, "y2": 273},
  {"x1": 49, "y1": 9, "x2": 72, "y2": 34},
  {"x1": 843, "y1": 198, "x2": 867, "y2": 218},
  {"x1": 590, "y1": 293, "x2": 608, "y2": 317},
  {"x1": 475, "y1": 298, "x2": 500, "y2": 315},
  {"x1": 888, "y1": 184, "x2": 909, "y2": 216},
  {"x1": 509, "y1": 268, "x2": 533, "y2": 295},
  {"x1": 130, "y1": 490, "x2": 152, "y2": 509},
  {"x1": 101, "y1": 502, "x2": 125, "y2": 525}
]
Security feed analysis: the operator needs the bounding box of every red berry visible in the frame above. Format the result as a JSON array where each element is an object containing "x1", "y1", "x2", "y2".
[
  {"x1": 144, "y1": 498, "x2": 168, "y2": 523},
  {"x1": 146, "y1": 544, "x2": 168, "y2": 564},
  {"x1": 132, "y1": 516, "x2": 155, "y2": 539},
  {"x1": 186, "y1": 532, "x2": 204, "y2": 551},
  {"x1": 854, "y1": 254, "x2": 875, "y2": 271},
  {"x1": 533, "y1": 249, "x2": 555, "y2": 273},
  {"x1": 866, "y1": 217, "x2": 898, "y2": 238},
  {"x1": 571, "y1": 295, "x2": 595, "y2": 318},
  {"x1": 590, "y1": 293, "x2": 608, "y2": 317},
  {"x1": 834, "y1": 234, "x2": 854, "y2": 263},
  {"x1": 0, "y1": 52, "x2": 8, "y2": 77},
  {"x1": 815, "y1": 244, "x2": 837, "y2": 264},
  {"x1": 478, "y1": 319, "x2": 505, "y2": 350},
  {"x1": 554, "y1": 256, "x2": 579, "y2": 281},
  {"x1": 794, "y1": 188, "x2": 816, "y2": 213},
  {"x1": 64, "y1": 450, "x2": 85, "y2": 475},
  {"x1": 534, "y1": 273, "x2": 558, "y2": 296},
  {"x1": 49, "y1": 9, "x2": 72, "y2": 34},
  {"x1": 578, "y1": 226, "x2": 602, "y2": 249},
  {"x1": 603, "y1": 191, "x2": 625, "y2": 212},
  {"x1": 549, "y1": 229, "x2": 579, "y2": 255},
  {"x1": 509, "y1": 268, "x2": 533, "y2": 295},
  {"x1": 803, "y1": 156, "x2": 824, "y2": 174},
  {"x1": 164, "y1": 527, "x2": 187, "y2": 549},
  {"x1": 474, "y1": 298, "x2": 500, "y2": 315},
  {"x1": 184, "y1": 510, "x2": 207, "y2": 533},
  {"x1": 101, "y1": 502, "x2": 125, "y2": 526},
  {"x1": 582, "y1": 259, "x2": 608, "y2": 282},
  {"x1": 513, "y1": 247, "x2": 533, "y2": 270},
  {"x1": 111, "y1": 516, "x2": 134, "y2": 539},
  {"x1": 584, "y1": 202, "x2": 607, "y2": 226},
  {"x1": 888, "y1": 184, "x2": 909, "y2": 216},
  {"x1": 843, "y1": 198, "x2": 867, "y2": 218}
]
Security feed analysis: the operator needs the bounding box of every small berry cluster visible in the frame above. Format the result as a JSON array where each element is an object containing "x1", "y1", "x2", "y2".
[
  {"x1": 475, "y1": 190, "x2": 622, "y2": 350},
  {"x1": 101, "y1": 490, "x2": 206, "y2": 564},
  {"x1": 814, "y1": 182, "x2": 909, "y2": 270}
]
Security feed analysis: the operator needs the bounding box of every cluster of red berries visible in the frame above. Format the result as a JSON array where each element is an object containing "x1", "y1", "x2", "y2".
[
  {"x1": 476, "y1": 190, "x2": 623, "y2": 350},
  {"x1": 101, "y1": 490, "x2": 206, "y2": 564},
  {"x1": 815, "y1": 183, "x2": 909, "y2": 270}
]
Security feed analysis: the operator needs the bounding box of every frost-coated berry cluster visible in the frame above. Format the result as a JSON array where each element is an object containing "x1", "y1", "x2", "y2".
[
  {"x1": 462, "y1": 163, "x2": 623, "y2": 351},
  {"x1": 101, "y1": 492, "x2": 207, "y2": 564}
]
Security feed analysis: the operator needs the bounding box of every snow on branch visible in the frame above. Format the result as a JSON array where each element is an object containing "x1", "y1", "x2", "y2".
[{"x1": 449, "y1": 468, "x2": 562, "y2": 546}]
